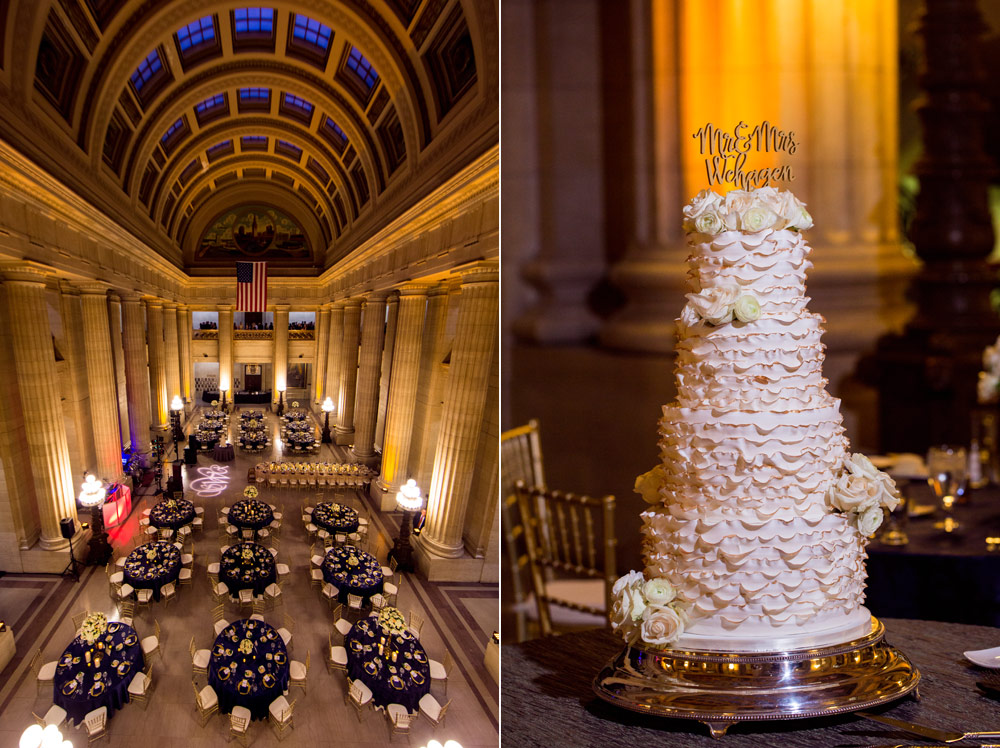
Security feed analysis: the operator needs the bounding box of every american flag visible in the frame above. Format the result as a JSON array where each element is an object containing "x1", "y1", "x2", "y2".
[{"x1": 236, "y1": 261, "x2": 267, "y2": 312}]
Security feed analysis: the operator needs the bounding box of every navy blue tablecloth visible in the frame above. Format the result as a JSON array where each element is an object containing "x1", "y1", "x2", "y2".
[
  {"x1": 208, "y1": 619, "x2": 289, "y2": 721},
  {"x1": 323, "y1": 546, "x2": 383, "y2": 604},
  {"x1": 228, "y1": 499, "x2": 273, "y2": 532},
  {"x1": 345, "y1": 616, "x2": 430, "y2": 712},
  {"x1": 123, "y1": 541, "x2": 181, "y2": 600},
  {"x1": 312, "y1": 502, "x2": 360, "y2": 535},
  {"x1": 53, "y1": 621, "x2": 144, "y2": 724},
  {"x1": 148, "y1": 497, "x2": 195, "y2": 531},
  {"x1": 220, "y1": 542, "x2": 275, "y2": 597}
]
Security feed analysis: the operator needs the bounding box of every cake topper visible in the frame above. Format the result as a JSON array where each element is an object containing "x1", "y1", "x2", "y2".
[{"x1": 692, "y1": 121, "x2": 796, "y2": 190}]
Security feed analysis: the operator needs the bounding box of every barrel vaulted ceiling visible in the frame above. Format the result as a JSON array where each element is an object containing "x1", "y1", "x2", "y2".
[{"x1": 0, "y1": 0, "x2": 497, "y2": 275}]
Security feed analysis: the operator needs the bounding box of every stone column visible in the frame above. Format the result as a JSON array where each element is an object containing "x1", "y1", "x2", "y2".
[
  {"x1": 78, "y1": 283, "x2": 124, "y2": 482},
  {"x1": 218, "y1": 305, "x2": 234, "y2": 399},
  {"x1": 375, "y1": 293, "x2": 399, "y2": 453},
  {"x1": 351, "y1": 292, "x2": 388, "y2": 462},
  {"x1": 313, "y1": 304, "x2": 330, "y2": 404},
  {"x1": 273, "y1": 304, "x2": 290, "y2": 404},
  {"x1": 325, "y1": 302, "x2": 344, "y2": 412},
  {"x1": 334, "y1": 298, "x2": 362, "y2": 444},
  {"x1": 120, "y1": 294, "x2": 152, "y2": 465},
  {"x1": 163, "y1": 303, "x2": 181, "y2": 405},
  {"x1": 408, "y1": 285, "x2": 451, "y2": 489},
  {"x1": 0, "y1": 263, "x2": 78, "y2": 549},
  {"x1": 419, "y1": 262, "x2": 499, "y2": 562},
  {"x1": 58, "y1": 283, "x2": 94, "y2": 476},
  {"x1": 108, "y1": 294, "x2": 130, "y2": 446},
  {"x1": 146, "y1": 300, "x2": 168, "y2": 430},
  {"x1": 177, "y1": 305, "x2": 192, "y2": 402},
  {"x1": 376, "y1": 285, "x2": 429, "y2": 508}
]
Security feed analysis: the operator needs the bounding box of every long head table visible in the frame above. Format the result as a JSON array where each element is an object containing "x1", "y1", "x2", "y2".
[{"x1": 502, "y1": 619, "x2": 1000, "y2": 746}]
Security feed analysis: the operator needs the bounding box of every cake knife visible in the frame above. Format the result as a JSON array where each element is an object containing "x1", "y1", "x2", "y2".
[{"x1": 856, "y1": 711, "x2": 1000, "y2": 743}]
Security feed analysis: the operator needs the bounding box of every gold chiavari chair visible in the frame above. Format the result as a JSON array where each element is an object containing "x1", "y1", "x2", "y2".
[
  {"x1": 501, "y1": 420, "x2": 546, "y2": 642},
  {"x1": 514, "y1": 480, "x2": 617, "y2": 638}
]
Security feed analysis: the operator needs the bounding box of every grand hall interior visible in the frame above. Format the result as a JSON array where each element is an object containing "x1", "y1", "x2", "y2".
[
  {"x1": 501, "y1": 0, "x2": 1000, "y2": 744},
  {"x1": 0, "y1": 1, "x2": 498, "y2": 746}
]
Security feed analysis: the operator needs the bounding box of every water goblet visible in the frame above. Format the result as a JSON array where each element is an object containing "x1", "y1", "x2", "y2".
[{"x1": 927, "y1": 445, "x2": 967, "y2": 532}]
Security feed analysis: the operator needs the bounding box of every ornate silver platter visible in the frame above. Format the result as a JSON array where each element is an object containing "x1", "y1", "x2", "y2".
[{"x1": 593, "y1": 617, "x2": 920, "y2": 738}]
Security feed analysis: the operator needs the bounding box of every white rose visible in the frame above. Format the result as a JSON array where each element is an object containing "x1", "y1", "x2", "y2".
[
  {"x1": 686, "y1": 284, "x2": 740, "y2": 326},
  {"x1": 640, "y1": 603, "x2": 685, "y2": 646},
  {"x1": 856, "y1": 505, "x2": 884, "y2": 537},
  {"x1": 643, "y1": 578, "x2": 676, "y2": 605},
  {"x1": 827, "y1": 473, "x2": 880, "y2": 513},
  {"x1": 733, "y1": 295, "x2": 761, "y2": 323},
  {"x1": 873, "y1": 471, "x2": 902, "y2": 512},
  {"x1": 742, "y1": 205, "x2": 779, "y2": 233},
  {"x1": 979, "y1": 371, "x2": 1000, "y2": 404},
  {"x1": 722, "y1": 190, "x2": 754, "y2": 216},
  {"x1": 682, "y1": 191, "x2": 723, "y2": 233},
  {"x1": 694, "y1": 210, "x2": 723, "y2": 234},
  {"x1": 795, "y1": 207, "x2": 813, "y2": 230},
  {"x1": 845, "y1": 453, "x2": 879, "y2": 480},
  {"x1": 633, "y1": 465, "x2": 667, "y2": 505},
  {"x1": 770, "y1": 191, "x2": 802, "y2": 229},
  {"x1": 611, "y1": 598, "x2": 639, "y2": 643},
  {"x1": 612, "y1": 570, "x2": 645, "y2": 598},
  {"x1": 678, "y1": 303, "x2": 700, "y2": 331}
]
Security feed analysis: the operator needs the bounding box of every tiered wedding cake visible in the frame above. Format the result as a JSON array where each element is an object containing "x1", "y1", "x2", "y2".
[{"x1": 612, "y1": 187, "x2": 901, "y2": 653}]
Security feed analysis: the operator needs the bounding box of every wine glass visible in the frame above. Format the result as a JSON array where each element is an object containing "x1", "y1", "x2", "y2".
[{"x1": 927, "y1": 445, "x2": 967, "y2": 532}]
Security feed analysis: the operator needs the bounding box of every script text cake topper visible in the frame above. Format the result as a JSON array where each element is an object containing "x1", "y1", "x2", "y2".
[{"x1": 693, "y1": 121, "x2": 797, "y2": 190}]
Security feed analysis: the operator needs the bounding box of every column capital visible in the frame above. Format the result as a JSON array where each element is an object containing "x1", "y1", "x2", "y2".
[
  {"x1": 398, "y1": 282, "x2": 434, "y2": 298},
  {"x1": 57, "y1": 279, "x2": 81, "y2": 296},
  {"x1": 427, "y1": 284, "x2": 450, "y2": 298},
  {"x1": 453, "y1": 260, "x2": 499, "y2": 286},
  {"x1": 341, "y1": 297, "x2": 363, "y2": 309},
  {"x1": 217, "y1": 304, "x2": 234, "y2": 313},
  {"x1": 361, "y1": 290, "x2": 391, "y2": 304},
  {"x1": 143, "y1": 297, "x2": 164, "y2": 309},
  {"x1": 274, "y1": 303, "x2": 291, "y2": 312},
  {"x1": 318, "y1": 303, "x2": 333, "y2": 314},
  {"x1": 108, "y1": 292, "x2": 122, "y2": 303},
  {"x1": 75, "y1": 281, "x2": 111, "y2": 296},
  {"x1": 176, "y1": 302, "x2": 189, "y2": 311},
  {"x1": 119, "y1": 292, "x2": 144, "y2": 304},
  {"x1": 0, "y1": 261, "x2": 54, "y2": 285},
  {"x1": 163, "y1": 302, "x2": 179, "y2": 311}
]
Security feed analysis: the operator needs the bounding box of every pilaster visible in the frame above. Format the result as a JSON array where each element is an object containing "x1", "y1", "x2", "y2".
[
  {"x1": 326, "y1": 301, "x2": 345, "y2": 413},
  {"x1": 177, "y1": 304, "x2": 192, "y2": 402},
  {"x1": 218, "y1": 305, "x2": 234, "y2": 396},
  {"x1": 107, "y1": 294, "x2": 130, "y2": 448},
  {"x1": 313, "y1": 304, "x2": 331, "y2": 404},
  {"x1": 375, "y1": 294, "x2": 400, "y2": 454}
]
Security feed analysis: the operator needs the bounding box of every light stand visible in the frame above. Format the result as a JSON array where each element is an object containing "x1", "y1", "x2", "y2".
[
  {"x1": 276, "y1": 388, "x2": 285, "y2": 417},
  {"x1": 390, "y1": 479, "x2": 423, "y2": 572},
  {"x1": 79, "y1": 475, "x2": 112, "y2": 566},
  {"x1": 321, "y1": 397, "x2": 334, "y2": 443}
]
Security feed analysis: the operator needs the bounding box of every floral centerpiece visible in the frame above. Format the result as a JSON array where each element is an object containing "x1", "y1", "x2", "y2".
[
  {"x1": 292, "y1": 401, "x2": 299, "y2": 408},
  {"x1": 80, "y1": 612, "x2": 108, "y2": 645},
  {"x1": 165, "y1": 498, "x2": 176, "y2": 509},
  {"x1": 243, "y1": 485, "x2": 259, "y2": 499},
  {"x1": 346, "y1": 554, "x2": 359, "y2": 567},
  {"x1": 378, "y1": 607, "x2": 408, "y2": 636},
  {"x1": 145, "y1": 547, "x2": 157, "y2": 561},
  {"x1": 825, "y1": 453, "x2": 902, "y2": 536},
  {"x1": 610, "y1": 572, "x2": 689, "y2": 647},
  {"x1": 978, "y1": 336, "x2": 1000, "y2": 404},
  {"x1": 241, "y1": 546, "x2": 255, "y2": 562},
  {"x1": 238, "y1": 638, "x2": 254, "y2": 655}
]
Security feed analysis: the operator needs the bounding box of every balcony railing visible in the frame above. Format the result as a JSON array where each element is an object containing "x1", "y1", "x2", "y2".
[
  {"x1": 192, "y1": 329, "x2": 218, "y2": 340},
  {"x1": 289, "y1": 330, "x2": 315, "y2": 340},
  {"x1": 234, "y1": 330, "x2": 275, "y2": 340}
]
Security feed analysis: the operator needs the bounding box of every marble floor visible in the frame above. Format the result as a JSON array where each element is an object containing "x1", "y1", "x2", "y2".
[{"x1": 0, "y1": 406, "x2": 498, "y2": 747}]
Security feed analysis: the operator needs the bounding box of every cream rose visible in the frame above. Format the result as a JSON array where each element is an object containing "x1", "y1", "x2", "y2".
[
  {"x1": 857, "y1": 505, "x2": 884, "y2": 537},
  {"x1": 612, "y1": 570, "x2": 645, "y2": 598},
  {"x1": 827, "y1": 472, "x2": 880, "y2": 513},
  {"x1": 873, "y1": 471, "x2": 902, "y2": 512},
  {"x1": 845, "y1": 453, "x2": 880, "y2": 480},
  {"x1": 733, "y1": 295, "x2": 761, "y2": 323},
  {"x1": 686, "y1": 284, "x2": 740, "y2": 326},
  {"x1": 795, "y1": 207, "x2": 814, "y2": 230},
  {"x1": 694, "y1": 210, "x2": 722, "y2": 234},
  {"x1": 979, "y1": 371, "x2": 1000, "y2": 404},
  {"x1": 682, "y1": 190, "x2": 723, "y2": 233},
  {"x1": 640, "y1": 603, "x2": 685, "y2": 647},
  {"x1": 633, "y1": 465, "x2": 667, "y2": 505},
  {"x1": 742, "y1": 205, "x2": 778, "y2": 233},
  {"x1": 643, "y1": 578, "x2": 676, "y2": 605}
]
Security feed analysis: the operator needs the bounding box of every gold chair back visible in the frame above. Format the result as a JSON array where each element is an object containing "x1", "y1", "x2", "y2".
[{"x1": 515, "y1": 480, "x2": 617, "y2": 638}]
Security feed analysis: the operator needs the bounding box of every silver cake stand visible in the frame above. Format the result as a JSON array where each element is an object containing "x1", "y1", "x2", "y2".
[{"x1": 592, "y1": 617, "x2": 920, "y2": 738}]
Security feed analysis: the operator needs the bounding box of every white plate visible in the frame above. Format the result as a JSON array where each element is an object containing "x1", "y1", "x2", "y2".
[{"x1": 964, "y1": 646, "x2": 1000, "y2": 668}]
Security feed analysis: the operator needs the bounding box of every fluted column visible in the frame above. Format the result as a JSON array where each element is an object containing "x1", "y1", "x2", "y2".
[
  {"x1": 1, "y1": 263, "x2": 78, "y2": 549},
  {"x1": 218, "y1": 305, "x2": 234, "y2": 398},
  {"x1": 376, "y1": 285, "x2": 429, "y2": 507},
  {"x1": 326, "y1": 302, "x2": 345, "y2": 411},
  {"x1": 335, "y1": 298, "x2": 362, "y2": 444},
  {"x1": 162, "y1": 303, "x2": 181, "y2": 406},
  {"x1": 120, "y1": 294, "x2": 152, "y2": 465},
  {"x1": 419, "y1": 263, "x2": 499, "y2": 559},
  {"x1": 108, "y1": 294, "x2": 130, "y2": 446},
  {"x1": 409, "y1": 285, "x2": 451, "y2": 489},
  {"x1": 375, "y1": 294, "x2": 400, "y2": 453},
  {"x1": 146, "y1": 300, "x2": 168, "y2": 430},
  {"x1": 313, "y1": 304, "x2": 331, "y2": 404},
  {"x1": 273, "y1": 304, "x2": 290, "y2": 403},
  {"x1": 352, "y1": 292, "x2": 388, "y2": 462},
  {"x1": 177, "y1": 305, "x2": 192, "y2": 402},
  {"x1": 78, "y1": 284, "x2": 124, "y2": 482}
]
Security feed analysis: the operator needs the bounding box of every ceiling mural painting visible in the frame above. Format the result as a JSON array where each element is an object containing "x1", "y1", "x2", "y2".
[{"x1": 197, "y1": 204, "x2": 309, "y2": 261}]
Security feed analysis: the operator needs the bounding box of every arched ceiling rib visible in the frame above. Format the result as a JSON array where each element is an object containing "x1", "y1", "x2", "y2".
[{"x1": 0, "y1": 0, "x2": 495, "y2": 273}]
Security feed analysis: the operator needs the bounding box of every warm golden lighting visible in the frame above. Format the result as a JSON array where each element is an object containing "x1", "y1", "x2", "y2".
[
  {"x1": 171, "y1": 395, "x2": 183, "y2": 411},
  {"x1": 322, "y1": 397, "x2": 334, "y2": 413}
]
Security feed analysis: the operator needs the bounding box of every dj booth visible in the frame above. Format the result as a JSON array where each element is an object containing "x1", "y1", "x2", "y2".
[{"x1": 101, "y1": 482, "x2": 132, "y2": 528}]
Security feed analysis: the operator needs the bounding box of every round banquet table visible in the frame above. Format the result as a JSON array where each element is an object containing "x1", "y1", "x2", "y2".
[
  {"x1": 285, "y1": 420, "x2": 312, "y2": 432},
  {"x1": 501, "y1": 619, "x2": 1000, "y2": 746},
  {"x1": 195, "y1": 431, "x2": 219, "y2": 448},
  {"x1": 283, "y1": 411, "x2": 307, "y2": 422},
  {"x1": 241, "y1": 410, "x2": 263, "y2": 420},
  {"x1": 122, "y1": 541, "x2": 180, "y2": 600},
  {"x1": 148, "y1": 497, "x2": 195, "y2": 531},
  {"x1": 312, "y1": 501, "x2": 360, "y2": 535},
  {"x1": 288, "y1": 432, "x2": 314, "y2": 446},
  {"x1": 322, "y1": 545, "x2": 383, "y2": 604},
  {"x1": 227, "y1": 499, "x2": 274, "y2": 533},
  {"x1": 208, "y1": 619, "x2": 289, "y2": 721},
  {"x1": 220, "y1": 542, "x2": 275, "y2": 597},
  {"x1": 345, "y1": 615, "x2": 430, "y2": 712},
  {"x1": 213, "y1": 443, "x2": 235, "y2": 461},
  {"x1": 53, "y1": 621, "x2": 144, "y2": 725}
]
